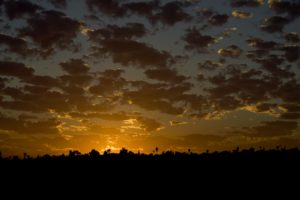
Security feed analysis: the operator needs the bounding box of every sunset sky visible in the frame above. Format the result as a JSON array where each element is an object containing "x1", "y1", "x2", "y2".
[{"x1": 1, "y1": 0, "x2": 300, "y2": 156}]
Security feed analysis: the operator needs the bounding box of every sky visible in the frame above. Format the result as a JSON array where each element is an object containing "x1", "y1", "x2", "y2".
[{"x1": 0, "y1": 0, "x2": 300, "y2": 156}]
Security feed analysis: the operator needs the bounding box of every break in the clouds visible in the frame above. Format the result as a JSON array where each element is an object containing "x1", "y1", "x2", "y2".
[{"x1": 0, "y1": 0, "x2": 300, "y2": 156}]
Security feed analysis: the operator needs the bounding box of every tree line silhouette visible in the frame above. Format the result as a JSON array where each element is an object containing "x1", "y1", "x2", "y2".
[{"x1": 1, "y1": 147, "x2": 300, "y2": 163}]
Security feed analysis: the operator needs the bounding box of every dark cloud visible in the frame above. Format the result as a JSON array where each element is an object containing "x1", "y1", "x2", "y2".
[
  {"x1": 150, "y1": 1, "x2": 192, "y2": 26},
  {"x1": 231, "y1": 0, "x2": 264, "y2": 7},
  {"x1": 254, "y1": 55, "x2": 295, "y2": 78},
  {"x1": 60, "y1": 59, "x2": 90, "y2": 75},
  {"x1": 183, "y1": 28, "x2": 215, "y2": 51},
  {"x1": 86, "y1": 0, "x2": 126, "y2": 18},
  {"x1": 0, "y1": 33, "x2": 29, "y2": 56},
  {"x1": 0, "y1": 60, "x2": 34, "y2": 79},
  {"x1": 244, "y1": 120, "x2": 298, "y2": 138},
  {"x1": 218, "y1": 45, "x2": 242, "y2": 58},
  {"x1": 268, "y1": 0, "x2": 300, "y2": 19},
  {"x1": 280, "y1": 104, "x2": 300, "y2": 112},
  {"x1": 260, "y1": 16, "x2": 290, "y2": 33},
  {"x1": 88, "y1": 23, "x2": 147, "y2": 41},
  {"x1": 86, "y1": 0, "x2": 192, "y2": 26},
  {"x1": 91, "y1": 39, "x2": 172, "y2": 68},
  {"x1": 280, "y1": 112, "x2": 300, "y2": 120},
  {"x1": 280, "y1": 45, "x2": 300, "y2": 62},
  {"x1": 3, "y1": 0, "x2": 42, "y2": 20},
  {"x1": 136, "y1": 117, "x2": 163, "y2": 132},
  {"x1": 19, "y1": 10, "x2": 83, "y2": 50},
  {"x1": 246, "y1": 37, "x2": 279, "y2": 50},
  {"x1": 209, "y1": 14, "x2": 229, "y2": 26},
  {"x1": 89, "y1": 69, "x2": 127, "y2": 96},
  {"x1": 0, "y1": 114, "x2": 60, "y2": 135},
  {"x1": 208, "y1": 67, "x2": 281, "y2": 105},
  {"x1": 198, "y1": 60, "x2": 223, "y2": 71},
  {"x1": 145, "y1": 68, "x2": 188, "y2": 84},
  {"x1": 48, "y1": 0, "x2": 67, "y2": 9},
  {"x1": 123, "y1": 1, "x2": 160, "y2": 18},
  {"x1": 285, "y1": 32, "x2": 300, "y2": 43},
  {"x1": 274, "y1": 80, "x2": 300, "y2": 103}
]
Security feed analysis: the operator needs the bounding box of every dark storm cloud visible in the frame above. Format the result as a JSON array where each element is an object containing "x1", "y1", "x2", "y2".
[
  {"x1": 218, "y1": 45, "x2": 242, "y2": 58},
  {"x1": 183, "y1": 28, "x2": 215, "y2": 51},
  {"x1": 208, "y1": 14, "x2": 229, "y2": 26},
  {"x1": 3, "y1": 0, "x2": 42, "y2": 20},
  {"x1": 244, "y1": 120, "x2": 298, "y2": 138},
  {"x1": 48, "y1": 0, "x2": 67, "y2": 9},
  {"x1": 60, "y1": 59, "x2": 90, "y2": 75},
  {"x1": 0, "y1": 60, "x2": 34, "y2": 79},
  {"x1": 231, "y1": 0, "x2": 264, "y2": 7},
  {"x1": 260, "y1": 16, "x2": 290, "y2": 33},
  {"x1": 91, "y1": 39, "x2": 172, "y2": 68},
  {"x1": 88, "y1": 23, "x2": 147, "y2": 41},
  {"x1": 0, "y1": 33, "x2": 29, "y2": 56},
  {"x1": 285, "y1": 32, "x2": 300, "y2": 43},
  {"x1": 19, "y1": 10, "x2": 83, "y2": 50},
  {"x1": 145, "y1": 68, "x2": 188, "y2": 84}
]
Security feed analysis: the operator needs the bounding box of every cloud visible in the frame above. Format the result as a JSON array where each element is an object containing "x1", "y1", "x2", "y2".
[
  {"x1": 19, "y1": 10, "x2": 83, "y2": 50},
  {"x1": 86, "y1": 0, "x2": 126, "y2": 18},
  {"x1": 280, "y1": 112, "x2": 300, "y2": 120},
  {"x1": 218, "y1": 45, "x2": 242, "y2": 58},
  {"x1": 254, "y1": 55, "x2": 295, "y2": 78},
  {"x1": 89, "y1": 69, "x2": 127, "y2": 96},
  {"x1": 88, "y1": 23, "x2": 147, "y2": 40},
  {"x1": 198, "y1": 60, "x2": 224, "y2": 71},
  {"x1": 150, "y1": 1, "x2": 192, "y2": 26},
  {"x1": 268, "y1": 0, "x2": 300, "y2": 19},
  {"x1": 0, "y1": 60, "x2": 34, "y2": 79},
  {"x1": 48, "y1": 0, "x2": 67, "y2": 9},
  {"x1": 145, "y1": 68, "x2": 188, "y2": 84},
  {"x1": 209, "y1": 14, "x2": 229, "y2": 26},
  {"x1": 91, "y1": 39, "x2": 172, "y2": 68},
  {"x1": 183, "y1": 28, "x2": 215, "y2": 51},
  {"x1": 0, "y1": 114, "x2": 60, "y2": 135},
  {"x1": 232, "y1": 10, "x2": 253, "y2": 19},
  {"x1": 136, "y1": 117, "x2": 164, "y2": 132},
  {"x1": 0, "y1": 33, "x2": 30, "y2": 56},
  {"x1": 231, "y1": 0, "x2": 264, "y2": 7},
  {"x1": 244, "y1": 120, "x2": 298, "y2": 138},
  {"x1": 60, "y1": 59, "x2": 90, "y2": 75},
  {"x1": 246, "y1": 37, "x2": 279, "y2": 50},
  {"x1": 260, "y1": 16, "x2": 290, "y2": 33},
  {"x1": 280, "y1": 45, "x2": 300, "y2": 62},
  {"x1": 170, "y1": 120, "x2": 188, "y2": 126},
  {"x1": 285, "y1": 32, "x2": 299, "y2": 43},
  {"x1": 3, "y1": 0, "x2": 42, "y2": 20}
]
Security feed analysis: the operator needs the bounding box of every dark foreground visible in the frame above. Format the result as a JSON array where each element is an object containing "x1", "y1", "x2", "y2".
[{"x1": 1, "y1": 148, "x2": 300, "y2": 194}]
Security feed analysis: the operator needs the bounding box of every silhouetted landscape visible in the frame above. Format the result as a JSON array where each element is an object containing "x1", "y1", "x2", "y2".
[{"x1": 1, "y1": 147, "x2": 300, "y2": 164}]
